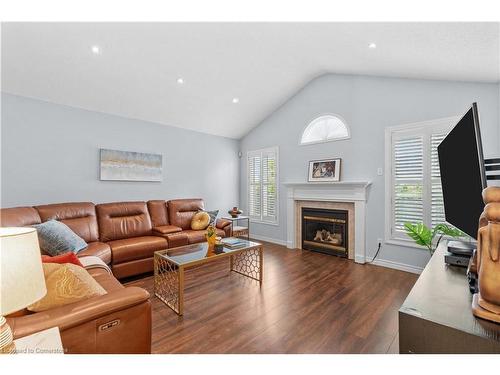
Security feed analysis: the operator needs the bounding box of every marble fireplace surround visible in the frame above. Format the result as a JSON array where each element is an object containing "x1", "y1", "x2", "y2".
[{"x1": 284, "y1": 181, "x2": 371, "y2": 264}]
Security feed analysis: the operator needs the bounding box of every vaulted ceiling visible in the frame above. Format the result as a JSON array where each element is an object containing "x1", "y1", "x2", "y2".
[{"x1": 2, "y1": 22, "x2": 499, "y2": 139}]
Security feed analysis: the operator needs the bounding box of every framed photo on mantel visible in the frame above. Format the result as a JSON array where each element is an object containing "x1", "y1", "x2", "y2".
[{"x1": 308, "y1": 158, "x2": 341, "y2": 182}]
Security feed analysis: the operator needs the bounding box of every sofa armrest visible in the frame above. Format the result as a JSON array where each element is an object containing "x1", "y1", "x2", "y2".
[
  {"x1": 7, "y1": 287, "x2": 150, "y2": 340},
  {"x1": 153, "y1": 225, "x2": 183, "y2": 235},
  {"x1": 216, "y1": 218, "x2": 231, "y2": 229}
]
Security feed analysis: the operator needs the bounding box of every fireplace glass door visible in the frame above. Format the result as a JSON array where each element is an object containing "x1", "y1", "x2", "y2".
[{"x1": 301, "y1": 207, "x2": 348, "y2": 257}]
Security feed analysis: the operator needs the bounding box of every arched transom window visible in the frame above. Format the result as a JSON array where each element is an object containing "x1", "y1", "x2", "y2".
[{"x1": 300, "y1": 114, "x2": 350, "y2": 145}]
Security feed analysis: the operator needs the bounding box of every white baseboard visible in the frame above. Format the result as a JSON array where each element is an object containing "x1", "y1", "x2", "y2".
[
  {"x1": 248, "y1": 235, "x2": 423, "y2": 274},
  {"x1": 369, "y1": 258, "x2": 423, "y2": 274},
  {"x1": 250, "y1": 234, "x2": 288, "y2": 247},
  {"x1": 354, "y1": 255, "x2": 366, "y2": 264}
]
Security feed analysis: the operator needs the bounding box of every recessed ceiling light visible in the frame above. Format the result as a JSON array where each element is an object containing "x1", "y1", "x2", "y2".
[
  {"x1": 368, "y1": 43, "x2": 377, "y2": 49},
  {"x1": 232, "y1": 97, "x2": 240, "y2": 104},
  {"x1": 176, "y1": 78, "x2": 184, "y2": 84},
  {"x1": 91, "y1": 45, "x2": 101, "y2": 55}
]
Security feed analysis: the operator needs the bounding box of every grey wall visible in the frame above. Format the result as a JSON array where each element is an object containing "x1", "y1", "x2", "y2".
[
  {"x1": 1, "y1": 93, "x2": 240, "y2": 212},
  {"x1": 240, "y1": 74, "x2": 500, "y2": 270}
]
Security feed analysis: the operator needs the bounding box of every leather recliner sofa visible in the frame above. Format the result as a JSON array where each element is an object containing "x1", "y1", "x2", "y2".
[
  {"x1": 1, "y1": 198, "x2": 231, "y2": 278},
  {"x1": 0, "y1": 198, "x2": 232, "y2": 353}
]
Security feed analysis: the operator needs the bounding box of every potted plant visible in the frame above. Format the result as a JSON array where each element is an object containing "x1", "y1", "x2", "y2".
[{"x1": 404, "y1": 222, "x2": 465, "y2": 256}]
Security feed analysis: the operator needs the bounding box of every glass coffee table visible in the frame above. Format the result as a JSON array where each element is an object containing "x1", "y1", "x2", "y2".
[{"x1": 153, "y1": 239, "x2": 263, "y2": 315}]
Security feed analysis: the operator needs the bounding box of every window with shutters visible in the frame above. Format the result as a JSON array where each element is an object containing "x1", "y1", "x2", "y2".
[
  {"x1": 385, "y1": 117, "x2": 458, "y2": 244},
  {"x1": 247, "y1": 147, "x2": 279, "y2": 224}
]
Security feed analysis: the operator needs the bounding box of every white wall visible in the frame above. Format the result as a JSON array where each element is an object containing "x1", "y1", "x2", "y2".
[
  {"x1": 1, "y1": 93, "x2": 240, "y2": 212},
  {"x1": 240, "y1": 74, "x2": 500, "y2": 271}
]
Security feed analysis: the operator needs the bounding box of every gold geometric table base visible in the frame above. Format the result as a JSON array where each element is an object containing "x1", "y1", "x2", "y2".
[
  {"x1": 154, "y1": 244, "x2": 263, "y2": 316},
  {"x1": 154, "y1": 254, "x2": 183, "y2": 315},
  {"x1": 230, "y1": 247, "x2": 262, "y2": 282}
]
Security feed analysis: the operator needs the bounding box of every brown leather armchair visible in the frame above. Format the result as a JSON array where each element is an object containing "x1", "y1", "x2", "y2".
[
  {"x1": 0, "y1": 204, "x2": 152, "y2": 353},
  {"x1": 6, "y1": 268, "x2": 152, "y2": 354}
]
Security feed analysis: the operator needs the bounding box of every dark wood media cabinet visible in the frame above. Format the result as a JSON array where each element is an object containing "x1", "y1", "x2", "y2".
[{"x1": 399, "y1": 242, "x2": 500, "y2": 353}]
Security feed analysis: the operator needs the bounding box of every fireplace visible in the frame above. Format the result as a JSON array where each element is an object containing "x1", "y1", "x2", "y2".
[{"x1": 301, "y1": 207, "x2": 348, "y2": 257}]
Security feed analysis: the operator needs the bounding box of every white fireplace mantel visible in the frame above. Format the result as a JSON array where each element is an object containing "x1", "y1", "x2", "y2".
[{"x1": 284, "y1": 181, "x2": 372, "y2": 264}]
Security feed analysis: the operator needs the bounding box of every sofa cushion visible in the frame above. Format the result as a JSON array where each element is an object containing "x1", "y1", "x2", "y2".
[
  {"x1": 182, "y1": 229, "x2": 224, "y2": 244},
  {"x1": 27, "y1": 263, "x2": 107, "y2": 313},
  {"x1": 147, "y1": 200, "x2": 169, "y2": 227},
  {"x1": 108, "y1": 236, "x2": 168, "y2": 264},
  {"x1": 168, "y1": 199, "x2": 204, "y2": 230},
  {"x1": 35, "y1": 202, "x2": 99, "y2": 243},
  {"x1": 33, "y1": 220, "x2": 88, "y2": 256},
  {"x1": 77, "y1": 241, "x2": 112, "y2": 265},
  {"x1": 153, "y1": 225, "x2": 182, "y2": 235},
  {"x1": 0, "y1": 207, "x2": 41, "y2": 227},
  {"x1": 165, "y1": 232, "x2": 189, "y2": 248},
  {"x1": 181, "y1": 229, "x2": 224, "y2": 244},
  {"x1": 96, "y1": 202, "x2": 153, "y2": 242},
  {"x1": 183, "y1": 230, "x2": 206, "y2": 244}
]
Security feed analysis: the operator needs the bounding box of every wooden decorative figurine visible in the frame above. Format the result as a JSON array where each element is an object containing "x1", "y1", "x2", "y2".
[{"x1": 472, "y1": 186, "x2": 500, "y2": 323}]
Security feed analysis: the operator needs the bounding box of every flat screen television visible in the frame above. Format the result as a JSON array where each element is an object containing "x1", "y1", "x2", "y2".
[{"x1": 438, "y1": 103, "x2": 487, "y2": 239}]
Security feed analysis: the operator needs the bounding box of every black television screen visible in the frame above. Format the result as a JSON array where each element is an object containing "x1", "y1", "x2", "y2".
[{"x1": 438, "y1": 103, "x2": 486, "y2": 239}]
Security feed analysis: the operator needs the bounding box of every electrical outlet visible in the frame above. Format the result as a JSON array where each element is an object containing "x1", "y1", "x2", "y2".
[
  {"x1": 377, "y1": 167, "x2": 383, "y2": 176},
  {"x1": 377, "y1": 238, "x2": 383, "y2": 246}
]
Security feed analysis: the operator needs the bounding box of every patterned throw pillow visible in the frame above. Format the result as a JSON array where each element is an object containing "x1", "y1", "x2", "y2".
[
  {"x1": 27, "y1": 263, "x2": 107, "y2": 312},
  {"x1": 204, "y1": 210, "x2": 219, "y2": 226},
  {"x1": 32, "y1": 220, "x2": 88, "y2": 256}
]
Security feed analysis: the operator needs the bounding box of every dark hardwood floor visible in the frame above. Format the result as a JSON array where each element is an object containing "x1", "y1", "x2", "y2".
[{"x1": 125, "y1": 241, "x2": 418, "y2": 354}]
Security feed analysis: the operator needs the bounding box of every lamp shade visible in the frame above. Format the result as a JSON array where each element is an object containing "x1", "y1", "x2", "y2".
[{"x1": 0, "y1": 227, "x2": 47, "y2": 315}]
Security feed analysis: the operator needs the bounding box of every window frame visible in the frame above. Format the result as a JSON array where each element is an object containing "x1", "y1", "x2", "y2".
[
  {"x1": 247, "y1": 146, "x2": 279, "y2": 226},
  {"x1": 384, "y1": 116, "x2": 459, "y2": 248},
  {"x1": 299, "y1": 113, "x2": 351, "y2": 146}
]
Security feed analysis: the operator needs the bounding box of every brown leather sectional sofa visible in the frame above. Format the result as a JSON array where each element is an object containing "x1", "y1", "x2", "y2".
[
  {"x1": 1, "y1": 198, "x2": 231, "y2": 278},
  {"x1": 0, "y1": 198, "x2": 231, "y2": 353}
]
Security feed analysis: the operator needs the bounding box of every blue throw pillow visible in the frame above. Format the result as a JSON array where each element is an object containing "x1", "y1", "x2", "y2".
[{"x1": 32, "y1": 220, "x2": 88, "y2": 256}]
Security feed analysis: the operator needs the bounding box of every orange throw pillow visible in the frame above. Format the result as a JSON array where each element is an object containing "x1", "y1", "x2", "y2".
[
  {"x1": 27, "y1": 263, "x2": 106, "y2": 312},
  {"x1": 191, "y1": 211, "x2": 211, "y2": 230},
  {"x1": 42, "y1": 252, "x2": 83, "y2": 267}
]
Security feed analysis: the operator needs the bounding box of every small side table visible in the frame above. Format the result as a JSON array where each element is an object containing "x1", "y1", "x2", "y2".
[
  {"x1": 221, "y1": 216, "x2": 250, "y2": 239},
  {"x1": 14, "y1": 327, "x2": 64, "y2": 354}
]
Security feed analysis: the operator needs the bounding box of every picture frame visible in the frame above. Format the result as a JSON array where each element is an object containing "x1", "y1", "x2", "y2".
[{"x1": 308, "y1": 158, "x2": 341, "y2": 182}]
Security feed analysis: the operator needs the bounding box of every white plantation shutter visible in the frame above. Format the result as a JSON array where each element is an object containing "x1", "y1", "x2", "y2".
[
  {"x1": 248, "y1": 147, "x2": 279, "y2": 224},
  {"x1": 392, "y1": 136, "x2": 424, "y2": 235},
  {"x1": 431, "y1": 133, "x2": 447, "y2": 228},
  {"x1": 386, "y1": 117, "x2": 458, "y2": 242},
  {"x1": 248, "y1": 154, "x2": 261, "y2": 218}
]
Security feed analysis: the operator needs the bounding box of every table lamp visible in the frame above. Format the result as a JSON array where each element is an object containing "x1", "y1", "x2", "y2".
[{"x1": 0, "y1": 227, "x2": 47, "y2": 354}]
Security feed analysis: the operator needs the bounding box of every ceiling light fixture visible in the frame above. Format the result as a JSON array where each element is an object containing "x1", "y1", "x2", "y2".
[
  {"x1": 176, "y1": 78, "x2": 184, "y2": 84},
  {"x1": 232, "y1": 97, "x2": 240, "y2": 104},
  {"x1": 91, "y1": 45, "x2": 101, "y2": 55},
  {"x1": 368, "y1": 43, "x2": 377, "y2": 49}
]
